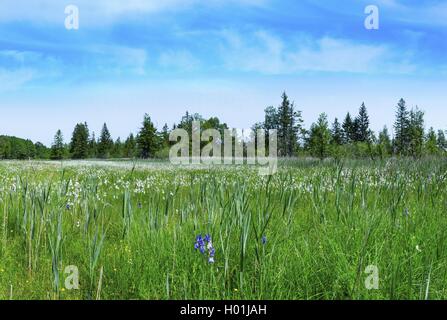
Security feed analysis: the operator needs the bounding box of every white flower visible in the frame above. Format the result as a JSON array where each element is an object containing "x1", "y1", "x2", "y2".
[{"x1": 416, "y1": 245, "x2": 422, "y2": 252}]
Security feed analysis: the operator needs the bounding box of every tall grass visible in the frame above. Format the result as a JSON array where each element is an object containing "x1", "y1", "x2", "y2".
[{"x1": 0, "y1": 158, "x2": 446, "y2": 299}]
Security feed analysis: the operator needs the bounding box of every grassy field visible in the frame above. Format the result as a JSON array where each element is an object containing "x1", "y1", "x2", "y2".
[{"x1": 0, "y1": 158, "x2": 447, "y2": 300}]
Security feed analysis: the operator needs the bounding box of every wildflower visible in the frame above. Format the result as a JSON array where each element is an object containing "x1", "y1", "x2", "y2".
[
  {"x1": 194, "y1": 235, "x2": 206, "y2": 254},
  {"x1": 416, "y1": 245, "x2": 422, "y2": 253},
  {"x1": 195, "y1": 233, "x2": 215, "y2": 263},
  {"x1": 262, "y1": 235, "x2": 267, "y2": 245},
  {"x1": 66, "y1": 204, "x2": 71, "y2": 210}
]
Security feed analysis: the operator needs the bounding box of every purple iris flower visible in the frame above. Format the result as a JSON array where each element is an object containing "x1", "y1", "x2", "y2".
[{"x1": 262, "y1": 235, "x2": 267, "y2": 245}]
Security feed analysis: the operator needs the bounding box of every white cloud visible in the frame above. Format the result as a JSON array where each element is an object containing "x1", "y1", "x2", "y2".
[
  {"x1": 159, "y1": 50, "x2": 200, "y2": 71},
  {"x1": 219, "y1": 30, "x2": 415, "y2": 75},
  {"x1": 0, "y1": 49, "x2": 64, "y2": 90},
  {"x1": 94, "y1": 46, "x2": 148, "y2": 75},
  {"x1": 0, "y1": 68, "x2": 34, "y2": 91}
]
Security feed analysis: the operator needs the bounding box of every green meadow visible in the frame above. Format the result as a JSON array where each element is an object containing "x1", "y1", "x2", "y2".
[{"x1": 0, "y1": 158, "x2": 446, "y2": 300}]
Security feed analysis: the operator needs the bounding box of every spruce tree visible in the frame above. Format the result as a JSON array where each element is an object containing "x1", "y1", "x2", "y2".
[
  {"x1": 124, "y1": 133, "x2": 137, "y2": 158},
  {"x1": 342, "y1": 113, "x2": 356, "y2": 143},
  {"x1": 98, "y1": 123, "x2": 113, "y2": 159},
  {"x1": 70, "y1": 122, "x2": 89, "y2": 159},
  {"x1": 276, "y1": 92, "x2": 303, "y2": 156},
  {"x1": 331, "y1": 118, "x2": 344, "y2": 145},
  {"x1": 50, "y1": 130, "x2": 65, "y2": 160},
  {"x1": 137, "y1": 114, "x2": 159, "y2": 159},
  {"x1": 394, "y1": 99, "x2": 410, "y2": 155},
  {"x1": 112, "y1": 137, "x2": 123, "y2": 158},
  {"x1": 356, "y1": 103, "x2": 370, "y2": 142},
  {"x1": 161, "y1": 123, "x2": 170, "y2": 148}
]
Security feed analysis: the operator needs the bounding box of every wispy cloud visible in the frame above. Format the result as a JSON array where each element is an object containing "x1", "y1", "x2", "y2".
[
  {"x1": 159, "y1": 50, "x2": 200, "y2": 72},
  {"x1": 218, "y1": 30, "x2": 415, "y2": 75},
  {"x1": 0, "y1": 49, "x2": 63, "y2": 90},
  {"x1": 89, "y1": 45, "x2": 148, "y2": 76},
  {"x1": 0, "y1": 68, "x2": 34, "y2": 91}
]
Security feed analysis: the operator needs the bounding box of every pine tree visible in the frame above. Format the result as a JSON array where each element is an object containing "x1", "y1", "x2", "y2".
[
  {"x1": 331, "y1": 118, "x2": 343, "y2": 145},
  {"x1": 277, "y1": 93, "x2": 292, "y2": 156},
  {"x1": 161, "y1": 123, "x2": 170, "y2": 148},
  {"x1": 276, "y1": 92, "x2": 303, "y2": 156},
  {"x1": 50, "y1": 130, "x2": 65, "y2": 160},
  {"x1": 394, "y1": 98, "x2": 410, "y2": 155},
  {"x1": 342, "y1": 113, "x2": 356, "y2": 143},
  {"x1": 137, "y1": 114, "x2": 159, "y2": 159},
  {"x1": 124, "y1": 133, "x2": 137, "y2": 158},
  {"x1": 112, "y1": 137, "x2": 123, "y2": 158},
  {"x1": 356, "y1": 103, "x2": 370, "y2": 142},
  {"x1": 98, "y1": 123, "x2": 113, "y2": 159},
  {"x1": 70, "y1": 122, "x2": 89, "y2": 159}
]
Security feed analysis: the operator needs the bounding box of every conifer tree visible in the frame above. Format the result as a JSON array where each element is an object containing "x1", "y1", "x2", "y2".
[
  {"x1": 356, "y1": 103, "x2": 370, "y2": 142},
  {"x1": 331, "y1": 118, "x2": 344, "y2": 146},
  {"x1": 124, "y1": 133, "x2": 137, "y2": 158},
  {"x1": 50, "y1": 129, "x2": 66, "y2": 160},
  {"x1": 342, "y1": 113, "x2": 356, "y2": 143},
  {"x1": 394, "y1": 99, "x2": 410, "y2": 155},
  {"x1": 98, "y1": 123, "x2": 113, "y2": 159},
  {"x1": 70, "y1": 122, "x2": 89, "y2": 159},
  {"x1": 137, "y1": 114, "x2": 159, "y2": 159}
]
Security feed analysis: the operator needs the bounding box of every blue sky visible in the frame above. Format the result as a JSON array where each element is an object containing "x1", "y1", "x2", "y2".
[{"x1": 0, "y1": 0, "x2": 446, "y2": 145}]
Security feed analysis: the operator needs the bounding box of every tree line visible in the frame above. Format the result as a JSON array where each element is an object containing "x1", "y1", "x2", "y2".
[
  {"x1": 0, "y1": 92, "x2": 446, "y2": 160},
  {"x1": 255, "y1": 93, "x2": 446, "y2": 160}
]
